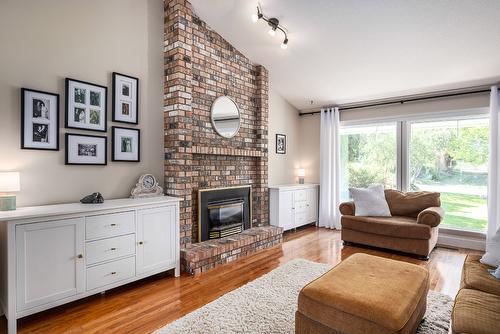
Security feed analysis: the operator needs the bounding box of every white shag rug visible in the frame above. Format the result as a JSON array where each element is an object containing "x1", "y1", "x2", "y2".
[{"x1": 156, "y1": 259, "x2": 453, "y2": 334}]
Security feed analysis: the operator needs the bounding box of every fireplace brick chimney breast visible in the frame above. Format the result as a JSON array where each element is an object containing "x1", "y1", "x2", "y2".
[{"x1": 164, "y1": 0, "x2": 270, "y2": 257}]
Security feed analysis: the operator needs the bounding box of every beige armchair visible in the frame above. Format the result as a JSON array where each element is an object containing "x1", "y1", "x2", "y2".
[{"x1": 339, "y1": 189, "x2": 444, "y2": 259}]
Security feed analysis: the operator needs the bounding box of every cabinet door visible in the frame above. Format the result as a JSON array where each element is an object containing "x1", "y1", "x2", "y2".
[
  {"x1": 16, "y1": 218, "x2": 85, "y2": 311},
  {"x1": 307, "y1": 187, "x2": 319, "y2": 223},
  {"x1": 136, "y1": 205, "x2": 178, "y2": 274},
  {"x1": 279, "y1": 191, "x2": 295, "y2": 231}
]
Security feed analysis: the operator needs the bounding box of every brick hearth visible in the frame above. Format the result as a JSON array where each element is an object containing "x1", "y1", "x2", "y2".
[{"x1": 181, "y1": 226, "x2": 283, "y2": 275}]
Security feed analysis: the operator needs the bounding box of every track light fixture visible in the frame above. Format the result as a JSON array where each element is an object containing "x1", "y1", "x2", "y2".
[{"x1": 251, "y1": 6, "x2": 289, "y2": 49}]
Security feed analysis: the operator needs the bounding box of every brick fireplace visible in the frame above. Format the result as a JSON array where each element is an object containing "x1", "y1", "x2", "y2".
[{"x1": 163, "y1": 0, "x2": 282, "y2": 273}]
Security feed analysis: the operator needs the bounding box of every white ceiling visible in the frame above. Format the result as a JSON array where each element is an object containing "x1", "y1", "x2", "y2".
[{"x1": 190, "y1": 0, "x2": 500, "y2": 111}]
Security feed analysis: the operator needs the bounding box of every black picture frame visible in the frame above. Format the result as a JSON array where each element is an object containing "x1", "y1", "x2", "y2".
[
  {"x1": 276, "y1": 133, "x2": 286, "y2": 154},
  {"x1": 65, "y1": 78, "x2": 108, "y2": 132},
  {"x1": 111, "y1": 126, "x2": 140, "y2": 162},
  {"x1": 21, "y1": 88, "x2": 60, "y2": 151},
  {"x1": 65, "y1": 133, "x2": 107, "y2": 166},
  {"x1": 112, "y1": 72, "x2": 139, "y2": 125}
]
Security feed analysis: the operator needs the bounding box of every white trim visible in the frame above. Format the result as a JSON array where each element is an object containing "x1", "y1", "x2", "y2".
[
  {"x1": 438, "y1": 228, "x2": 486, "y2": 251},
  {"x1": 400, "y1": 121, "x2": 410, "y2": 191},
  {"x1": 396, "y1": 122, "x2": 403, "y2": 190}
]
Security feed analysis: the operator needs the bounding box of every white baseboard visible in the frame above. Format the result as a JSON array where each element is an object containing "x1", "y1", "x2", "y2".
[{"x1": 438, "y1": 229, "x2": 486, "y2": 251}]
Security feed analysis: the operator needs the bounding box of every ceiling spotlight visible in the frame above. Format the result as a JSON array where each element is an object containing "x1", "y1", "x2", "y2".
[
  {"x1": 252, "y1": 6, "x2": 289, "y2": 49},
  {"x1": 281, "y1": 38, "x2": 288, "y2": 49},
  {"x1": 251, "y1": 7, "x2": 263, "y2": 23}
]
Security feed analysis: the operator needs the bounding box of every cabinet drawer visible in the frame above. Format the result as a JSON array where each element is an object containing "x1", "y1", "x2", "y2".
[
  {"x1": 86, "y1": 211, "x2": 135, "y2": 240},
  {"x1": 86, "y1": 234, "x2": 136, "y2": 265},
  {"x1": 294, "y1": 201, "x2": 308, "y2": 213},
  {"x1": 295, "y1": 212, "x2": 308, "y2": 227},
  {"x1": 294, "y1": 190, "x2": 307, "y2": 203},
  {"x1": 86, "y1": 256, "x2": 135, "y2": 291}
]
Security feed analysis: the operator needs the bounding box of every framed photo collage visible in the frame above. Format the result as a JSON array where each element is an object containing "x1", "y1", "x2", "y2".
[{"x1": 21, "y1": 72, "x2": 140, "y2": 165}]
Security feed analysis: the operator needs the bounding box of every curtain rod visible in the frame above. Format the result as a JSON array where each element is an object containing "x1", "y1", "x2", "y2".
[{"x1": 298, "y1": 85, "x2": 499, "y2": 116}]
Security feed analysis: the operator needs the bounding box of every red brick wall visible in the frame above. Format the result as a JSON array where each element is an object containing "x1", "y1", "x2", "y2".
[{"x1": 164, "y1": 0, "x2": 269, "y2": 249}]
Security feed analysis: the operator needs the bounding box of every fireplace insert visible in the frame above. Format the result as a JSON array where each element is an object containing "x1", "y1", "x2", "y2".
[
  {"x1": 207, "y1": 199, "x2": 244, "y2": 239},
  {"x1": 198, "y1": 185, "x2": 251, "y2": 242}
]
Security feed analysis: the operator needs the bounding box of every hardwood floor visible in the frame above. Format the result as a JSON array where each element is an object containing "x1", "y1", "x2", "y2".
[{"x1": 3, "y1": 226, "x2": 479, "y2": 334}]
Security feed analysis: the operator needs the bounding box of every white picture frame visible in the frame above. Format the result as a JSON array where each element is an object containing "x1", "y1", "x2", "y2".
[
  {"x1": 65, "y1": 78, "x2": 107, "y2": 132},
  {"x1": 112, "y1": 72, "x2": 139, "y2": 124}
]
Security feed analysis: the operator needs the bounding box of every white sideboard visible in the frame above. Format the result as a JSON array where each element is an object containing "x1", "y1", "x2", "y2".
[
  {"x1": 0, "y1": 196, "x2": 180, "y2": 334},
  {"x1": 269, "y1": 184, "x2": 319, "y2": 231}
]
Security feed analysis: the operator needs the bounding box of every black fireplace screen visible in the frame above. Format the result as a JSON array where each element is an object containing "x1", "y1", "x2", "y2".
[{"x1": 198, "y1": 186, "x2": 251, "y2": 242}]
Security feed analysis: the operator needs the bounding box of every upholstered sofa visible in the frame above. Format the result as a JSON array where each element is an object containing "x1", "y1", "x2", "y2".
[
  {"x1": 339, "y1": 189, "x2": 444, "y2": 258},
  {"x1": 452, "y1": 254, "x2": 500, "y2": 334}
]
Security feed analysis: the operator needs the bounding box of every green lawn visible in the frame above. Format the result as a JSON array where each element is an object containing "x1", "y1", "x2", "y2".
[{"x1": 440, "y1": 192, "x2": 487, "y2": 231}]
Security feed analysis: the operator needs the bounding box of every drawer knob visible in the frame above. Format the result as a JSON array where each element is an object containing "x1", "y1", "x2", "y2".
[
  {"x1": 111, "y1": 271, "x2": 117, "y2": 275},
  {"x1": 110, "y1": 247, "x2": 117, "y2": 251},
  {"x1": 110, "y1": 223, "x2": 117, "y2": 227},
  {"x1": 77, "y1": 254, "x2": 83, "y2": 259},
  {"x1": 139, "y1": 241, "x2": 144, "y2": 245}
]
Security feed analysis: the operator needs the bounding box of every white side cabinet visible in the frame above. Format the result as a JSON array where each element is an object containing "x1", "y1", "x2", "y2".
[
  {"x1": 0, "y1": 197, "x2": 180, "y2": 334},
  {"x1": 269, "y1": 184, "x2": 319, "y2": 231}
]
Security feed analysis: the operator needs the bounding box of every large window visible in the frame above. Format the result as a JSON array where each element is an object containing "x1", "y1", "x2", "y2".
[
  {"x1": 409, "y1": 118, "x2": 488, "y2": 232},
  {"x1": 340, "y1": 124, "x2": 397, "y2": 201},
  {"x1": 340, "y1": 114, "x2": 489, "y2": 233}
]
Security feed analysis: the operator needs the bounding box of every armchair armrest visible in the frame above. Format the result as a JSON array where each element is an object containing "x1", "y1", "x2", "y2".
[
  {"x1": 417, "y1": 206, "x2": 444, "y2": 227},
  {"x1": 339, "y1": 201, "x2": 355, "y2": 216}
]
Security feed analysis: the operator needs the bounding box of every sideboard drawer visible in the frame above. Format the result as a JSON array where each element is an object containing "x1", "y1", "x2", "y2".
[
  {"x1": 294, "y1": 190, "x2": 307, "y2": 203},
  {"x1": 86, "y1": 211, "x2": 135, "y2": 240},
  {"x1": 86, "y1": 234, "x2": 136, "y2": 265},
  {"x1": 86, "y1": 256, "x2": 135, "y2": 291},
  {"x1": 295, "y1": 211, "x2": 308, "y2": 227},
  {"x1": 294, "y1": 201, "x2": 308, "y2": 213}
]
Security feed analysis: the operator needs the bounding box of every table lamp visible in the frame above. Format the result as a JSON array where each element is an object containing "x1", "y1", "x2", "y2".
[
  {"x1": 297, "y1": 168, "x2": 305, "y2": 184},
  {"x1": 0, "y1": 172, "x2": 20, "y2": 211}
]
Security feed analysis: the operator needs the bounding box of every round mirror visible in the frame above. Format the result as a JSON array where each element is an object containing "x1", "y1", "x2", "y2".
[{"x1": 211, "y1": 96, "x2": 241, "y2": 138}]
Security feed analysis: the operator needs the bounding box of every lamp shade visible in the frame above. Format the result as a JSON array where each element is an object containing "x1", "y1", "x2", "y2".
[
  {"x1": 0, "y1": 172, "x2": 20, "y2": 192},
  {"x1": 297, "y1": 168, "x2": 306, "y2": 177}
]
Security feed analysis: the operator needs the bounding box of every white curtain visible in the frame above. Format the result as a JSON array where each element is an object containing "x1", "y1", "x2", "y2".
[
  {"x1": 319, "y1": 107, "x2": 341, "y2": 229},
  {"x1": 487, "y1": 85, "x2": 500, "y2": 247}
]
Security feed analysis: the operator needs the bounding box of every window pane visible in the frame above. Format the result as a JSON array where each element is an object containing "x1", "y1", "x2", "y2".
[
  {"x1": 409, "y1": 118, "x2": 488, "y2": 232},
  {"x1": 340, "y1": 123, "x2": 397, "y2": 201}
]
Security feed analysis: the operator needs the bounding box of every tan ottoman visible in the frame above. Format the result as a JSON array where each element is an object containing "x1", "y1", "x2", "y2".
[{"x1": 296, "y1": 254, "x2": 429, "y2": 334}]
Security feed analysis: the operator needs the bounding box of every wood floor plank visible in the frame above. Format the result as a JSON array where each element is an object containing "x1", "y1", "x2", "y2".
[{"x1": 0, "y1": 226, "x2": 479, "y2": 334}]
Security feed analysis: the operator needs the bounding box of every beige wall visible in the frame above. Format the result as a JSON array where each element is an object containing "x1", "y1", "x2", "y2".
[
  {"x1": 298, "y1": 115, "x2": 321, "y2": 183},
  {"x1": 0, "y1": 0, "x2": 164, "y2": 206},
  {"x1": 298, "y1": 93, "x2": 491, "y2": 184},
  {"x1": 268, "y1": 87, "x2": 302, "y2": 186}
]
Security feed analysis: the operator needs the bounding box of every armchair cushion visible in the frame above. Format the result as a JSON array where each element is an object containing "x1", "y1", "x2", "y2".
[
  {"x1": 342, "y1": 216, "x2": 431, "y2": 239},
  {"x1": 384, "y1": 189, "x2": 441, "y2": 217},
  {"x1": 417, "y1": 206, "x2": 444, "y2": 227}
]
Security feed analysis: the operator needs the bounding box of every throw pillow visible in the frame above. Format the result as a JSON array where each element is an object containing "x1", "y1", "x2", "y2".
[
  {"x1": 349, "y1": 185, "x2": 391, "y2": 217},
  {"x1": 481, "y1": 227, "x2": 500, "y2": 267},
  {"x1": 488, "y1": 266, "x2": 500, "y2": 279}
]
